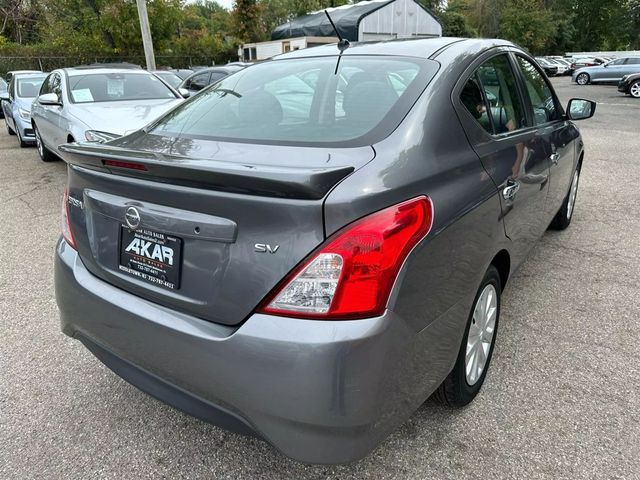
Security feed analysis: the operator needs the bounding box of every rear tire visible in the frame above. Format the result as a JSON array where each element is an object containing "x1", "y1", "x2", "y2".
[
  {"x1": 550, "y1": 166, "x2": 580, "y2": 230},
  {"x1": 34, "y1": 123, "x2": 56, "y2": 162},
  {"x1": 629, "y1": 80, "x2": 640, "y2": 98},
  {"x1": 576, "y1": 73, "x2": 590, "y2": 85},
  {"x1": 435, "y1": 266, "x2": 501, "y2": 407}
]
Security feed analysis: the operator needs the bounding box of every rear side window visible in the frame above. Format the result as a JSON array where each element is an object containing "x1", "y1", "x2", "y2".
[
  {"x1": 462, "y1": 54, "x2": 527, "y2": 135},
  {"x1": 149, "y1": 56, "x2": 435, "y2": 146},
  {"x1": 516, "y1": 56, "x2": 560, "y2": 125}
]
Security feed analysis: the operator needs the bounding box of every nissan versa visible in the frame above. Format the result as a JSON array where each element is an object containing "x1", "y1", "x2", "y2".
[{"x1": 55, "y1": 38, "x2": 595, "y2": 464}]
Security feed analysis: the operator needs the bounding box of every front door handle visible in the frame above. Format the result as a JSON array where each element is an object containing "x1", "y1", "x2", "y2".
[
  {"x1": 550, "y1": 152, "x2": 559, "y2": 165},
  {"x1": 502, "y1": 179, "x2": 520, "y2": 200}
]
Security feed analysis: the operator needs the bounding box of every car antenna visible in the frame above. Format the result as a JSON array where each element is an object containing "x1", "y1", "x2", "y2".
[{"x1": 324, "y1": 9, "x2": 350, "y2": 74}]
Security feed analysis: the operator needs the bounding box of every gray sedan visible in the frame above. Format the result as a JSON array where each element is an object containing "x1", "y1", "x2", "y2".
[
  {"x1": 30, "y1": 67, "x2": 185, "y2": 162},
  {"x1": 573, "y1": 56, "x2": 640, "y2": 85},
  {"x1": 55, "y1": 38, "x2": 595, "y2": 464}
]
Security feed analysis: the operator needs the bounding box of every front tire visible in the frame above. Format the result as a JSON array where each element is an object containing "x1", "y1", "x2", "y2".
[
  {"x1": 576, "y1": 73, "x2": 590, "y2": 85},
  {"x1": 629, "y1": 80, "x2": 640, "y2": 98},
  {"x1": 435, "y1": 266, "x2": 501, "y2": 407},
  {"x1": 34, "y1": 123, "x2": 56, "y2": 162},
  {"x1": 6, "y1": 120, "x2": 15, "y2": 135},
  {"x1": 550, "y1": 166, "x2": 580, "y2": 230}
]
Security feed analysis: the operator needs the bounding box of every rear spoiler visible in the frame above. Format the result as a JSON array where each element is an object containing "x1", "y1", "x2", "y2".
[{"x1": 58, "y1": 143, "x2": 354, "y2": 200}]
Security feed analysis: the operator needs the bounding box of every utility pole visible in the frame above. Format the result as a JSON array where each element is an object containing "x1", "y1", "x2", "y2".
[{"x1": 136, "y1": 0, "x2": 156, "y2": 70}]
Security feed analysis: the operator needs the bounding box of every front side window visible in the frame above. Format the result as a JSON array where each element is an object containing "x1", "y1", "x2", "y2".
[
  {"x1": 466, "y1": 54, "x2": 527, "y2": 134},
  {"x1": 67, "y1": 72, "x2": 177, "y2": 103},
  {"x1": 187, "y1": 73, "x2": 210, "y2": 91},
  {"x1": 517, "y1": 56, "x2": 559, "y2": 125},
  {"x1": 149, "y1": 56, "x2": 431, "y2": 146},
  {"x1": 625, "y1": 58, "x2": 640, "y2": 65}
]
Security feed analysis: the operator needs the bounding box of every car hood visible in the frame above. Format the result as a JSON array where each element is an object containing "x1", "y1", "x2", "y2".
[
  {"x1": 16, "y1": 97, "x2": 36, "y2": 112},
  {"x1": 575, "y1": 65, "x2": 604, "y2": 74},
  {"x1": 68, "y1": 99, "x2": 181, "y2": 136}
]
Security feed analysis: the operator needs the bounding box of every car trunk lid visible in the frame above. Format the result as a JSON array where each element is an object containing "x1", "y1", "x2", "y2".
[{"x1": 59, "y1": 139, "x2": 373, "y2": 326}]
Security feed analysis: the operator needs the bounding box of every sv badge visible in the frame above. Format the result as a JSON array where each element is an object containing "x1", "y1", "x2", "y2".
[{"x1": 255, "y1": 243, "x2": 280, "y2": 254}]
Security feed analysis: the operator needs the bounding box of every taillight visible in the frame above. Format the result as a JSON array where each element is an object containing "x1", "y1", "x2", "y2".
[
  {"x1": 257, "y1": 196, "x2": 433, "y2": 320},
  {"x1": 61, "y1": 187, "x2": 76, "y2": 249}
]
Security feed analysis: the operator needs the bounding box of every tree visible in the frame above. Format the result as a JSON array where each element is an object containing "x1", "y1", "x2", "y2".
[
  {"x1": 231, "y1": 0, "x2": 263, "y2": 42},
  {"x1": 500, "y1": 0, "x2": 555, "y2": 52}
]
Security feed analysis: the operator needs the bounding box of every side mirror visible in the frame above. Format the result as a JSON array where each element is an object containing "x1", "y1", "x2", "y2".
[
  {"x1": 178, "y1": 88, "x2": 190, "y2": 99},
  {"x1": 566, "y1": 98, "x2": 596, "y2": 120},
  {"x1": 38, "y1": 93, "x2": 61, "y2": 106},
  {"x1": 0, "y1": 92, "x2": 9, "y2": 102}
]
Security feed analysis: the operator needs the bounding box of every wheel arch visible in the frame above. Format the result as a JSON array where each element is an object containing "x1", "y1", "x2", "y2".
[{"x1": 490, "y1": 249, "x2": 511, "y2": 292}]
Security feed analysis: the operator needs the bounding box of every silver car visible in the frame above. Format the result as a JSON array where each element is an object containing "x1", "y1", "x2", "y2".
[
  {"x1": 30, "y1": 66, "x2": 185, "y2": 162},
  {"x1": 1, "y1": 73, "x2": 48, "y2": 147},
  {"x1": 573, "y1": 56, "x2": 640, "y2": 85}
]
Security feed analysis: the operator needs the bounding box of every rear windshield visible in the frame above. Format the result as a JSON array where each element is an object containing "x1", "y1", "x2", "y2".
[
  {"x1": 67, "y1": 72, "x2": 177, "y2": 103},
  {"x1": 17, "y1": 77, "x2": 46, "y2": 98},
  {"x1": 149, "y1": 56, "x2": 436, "y2": 146}
]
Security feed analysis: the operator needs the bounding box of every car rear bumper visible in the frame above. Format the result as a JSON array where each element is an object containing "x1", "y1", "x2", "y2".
[{"x1": 55, "y1": 238, "x2": 464, "y2": 464}]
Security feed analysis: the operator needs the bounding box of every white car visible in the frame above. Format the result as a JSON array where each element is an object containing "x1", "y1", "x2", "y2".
[{"x1": 30, "y1": 66, "x2": 186, "y2": 162}]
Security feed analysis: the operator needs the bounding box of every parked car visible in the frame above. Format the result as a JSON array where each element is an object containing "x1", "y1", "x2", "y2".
[
  {"x1": 569, "y1": 57, "x2": 601, "y2": 71},
  {"x1": 0, "y1": 78, "x2": 6, "y2": 118},
  {"x1": 618, "y1": 72, "x2": 640, "y2": 98},
  {"x1": 55, "y1": 38, "x2": 595, "y2": 464},
  {"x1": 5, "y1": 69, "x2": 41, "y2": 84},
  {"x1": 573, "y1": 56, "x2": 640, "y2": 85},
  {"x1": 534, "y1": 57, "x2": 559, "y2": 76},
  {"x1": 543, "y1": 57, "x2": 568, "y2": 75},
  {"x1": 31, "y1": 66, "x2": 186, "y2": 162},
  {"x1": 179, "y1": 65, "x2": 246, "y2": 95},
  {"x1": 0, "y1": 72, "x2": 47, "y2": 147},
  {"x1": 172, "y1": 69, "x2": 194, "y2": 80},
  {"x1": 152, "y1": 70, "x2": 184, "y2": 89}
]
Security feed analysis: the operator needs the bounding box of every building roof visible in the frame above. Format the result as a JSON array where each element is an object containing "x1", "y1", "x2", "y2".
[{"x1": 272, "y1": 0, "x2": 435, "y2": 42}]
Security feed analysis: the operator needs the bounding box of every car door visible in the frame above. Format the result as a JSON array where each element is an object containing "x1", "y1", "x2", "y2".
[
  {"x1": 456, "y1": 51, "x2": 550, "y2": 264},
  {"x1": 514, "y1": 55, "x2": 579, "y2": 221},
  {"x1": 621, "y1": 57, "x2": 640, "y2": 77},
  {"x1": 601, "y1": 58, "x2": 627, "y2": 81},
  {"x1": 4, "y1": 79, "x2": 16, "y2": 131},
  {"x1": 35, "y1": 72, "x2": 65, "y2": 148}
]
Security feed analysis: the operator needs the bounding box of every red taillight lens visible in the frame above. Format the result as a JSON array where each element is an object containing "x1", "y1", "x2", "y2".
[
  {"x1": 257, "y1": 196, "x2": 433, "y2": 320},
  {"x1": 62, "y1": 187, "x2": 76, "y2": 249}
]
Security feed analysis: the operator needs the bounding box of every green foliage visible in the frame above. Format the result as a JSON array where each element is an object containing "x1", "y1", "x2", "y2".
[
  {"x1": 0, "y1": 0, "x2": 638, "y2": 69},
  {"x1": 501, "y1": 0, "x2": 554, "y2": 52}
]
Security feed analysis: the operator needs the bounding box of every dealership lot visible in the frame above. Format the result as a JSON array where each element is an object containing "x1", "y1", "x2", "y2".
[{"x1": 1, "y1": 78, "x2": 639, "y2": 479}]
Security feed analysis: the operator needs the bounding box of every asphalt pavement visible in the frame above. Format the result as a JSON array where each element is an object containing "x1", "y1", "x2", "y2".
[{"x1": 1, "y1": 78, "x2": 639, "y2": 479}]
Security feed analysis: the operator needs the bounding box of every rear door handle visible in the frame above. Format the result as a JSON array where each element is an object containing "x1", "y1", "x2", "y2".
[
  {"x1": 550, "y1": 153, "x2": 559, "y2": 165},
  {"x1": 502, "y1": 179, "x2": 520, "y2": 200}
]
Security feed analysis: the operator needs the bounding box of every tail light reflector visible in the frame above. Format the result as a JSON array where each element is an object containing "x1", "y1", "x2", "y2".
[
  {"x1": 257, "y1": 196, "x2": 433, "y2": 320},
  {"x1": 62, "y1": 187, "x2": 76, "y2": 249}
]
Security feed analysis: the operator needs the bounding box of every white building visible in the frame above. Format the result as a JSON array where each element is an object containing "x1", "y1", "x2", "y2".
[{"x1": 240, "y1": 0, "x2": 442, "y2": 62}]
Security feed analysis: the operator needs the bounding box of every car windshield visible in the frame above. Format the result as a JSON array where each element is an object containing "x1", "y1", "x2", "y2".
[
  {"x1": 17, "y1": 76, "x2": 46, "y2": 97},
  {"x1": 149, "y1": 56, "x2": 432, "y2": 146},
  {"x1": 155, "y1": 72, "x2": 182, "y2": 88},
  {"x1": 67, "y1": 72, "x2": 177, "y2": 103}
]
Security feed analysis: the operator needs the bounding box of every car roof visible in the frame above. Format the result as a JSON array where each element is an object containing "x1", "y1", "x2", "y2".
[
  {"x1": 12, "y1": 72, "x2": 47, "y2": 80},
  {"x1": 273, "y1": 37, "x2": 516, "y2": 61}
]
